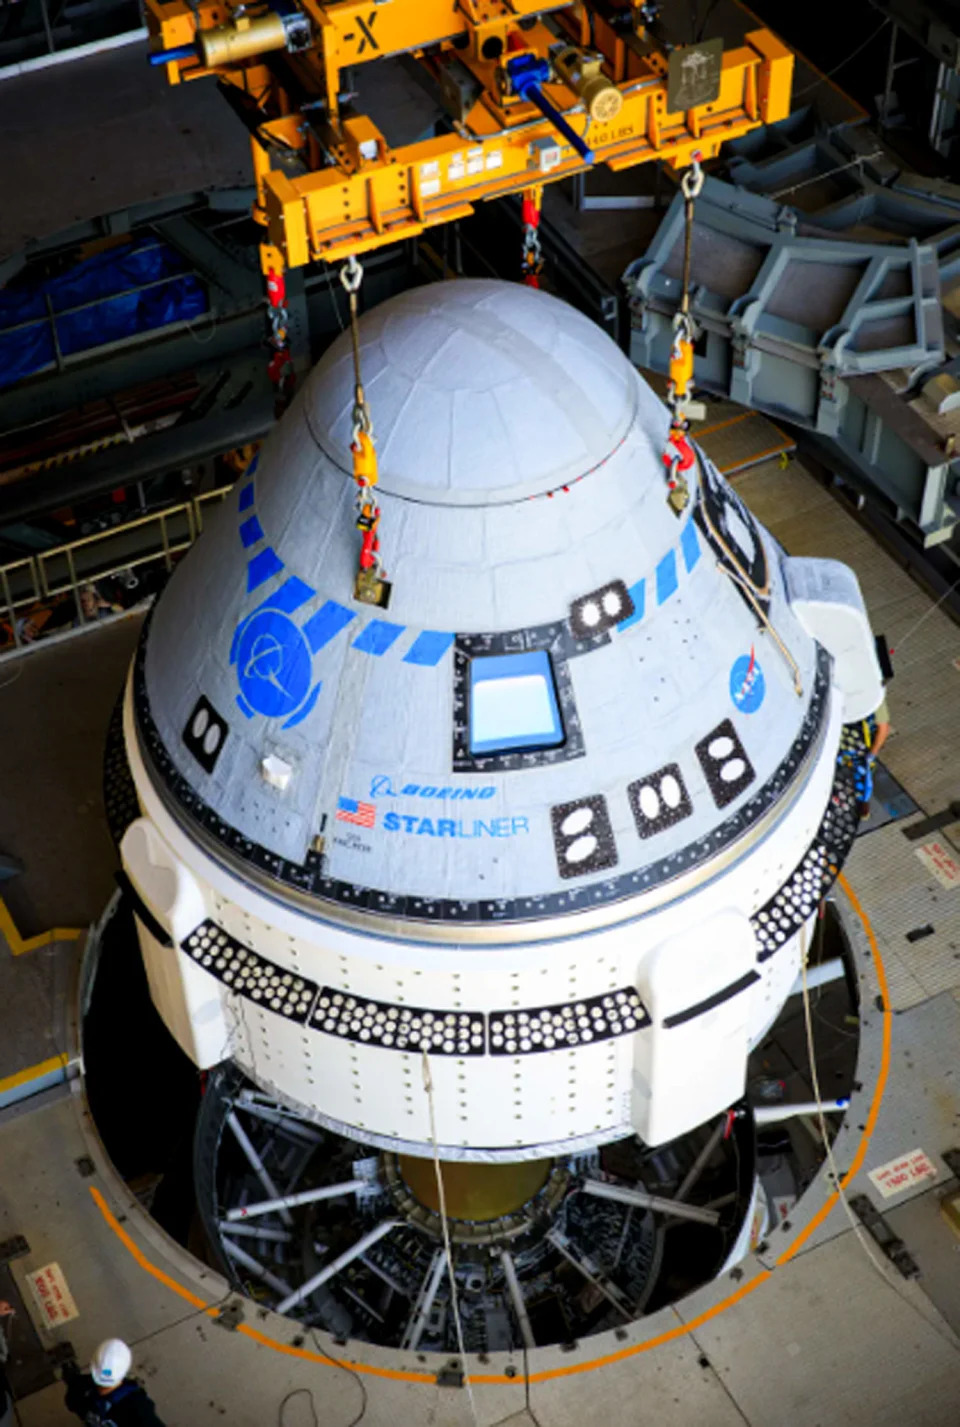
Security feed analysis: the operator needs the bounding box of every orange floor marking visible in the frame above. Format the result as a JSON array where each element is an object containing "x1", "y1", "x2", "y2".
[
  {"x1": 88, "y1": 875, "x2": 890, "y2": 1386},
  {"x1": 694, "y1": 411, "x2": 754, "y2": 439}
]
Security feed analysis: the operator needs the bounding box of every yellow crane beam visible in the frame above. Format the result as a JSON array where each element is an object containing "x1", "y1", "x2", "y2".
[{"x1": 145, "y1": 0, "x2": 793, "y2": 273}]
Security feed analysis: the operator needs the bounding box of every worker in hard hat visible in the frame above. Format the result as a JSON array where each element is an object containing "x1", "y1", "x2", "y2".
[{"x1": 63, "y1": 1338, "x2": 166, "y2": 1425}]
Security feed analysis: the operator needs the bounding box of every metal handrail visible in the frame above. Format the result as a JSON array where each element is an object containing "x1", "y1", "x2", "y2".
[{"x1": 0, "y1": 485, "x2": 230, "y2": 649}]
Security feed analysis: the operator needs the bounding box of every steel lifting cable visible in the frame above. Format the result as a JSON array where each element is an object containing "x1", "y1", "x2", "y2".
[
  {"x1": 339, "y1": 255, "x2": 390, "y2": 608},
  {"x1": 662, "y1": 153, "x2": 705, "y2": 516}
]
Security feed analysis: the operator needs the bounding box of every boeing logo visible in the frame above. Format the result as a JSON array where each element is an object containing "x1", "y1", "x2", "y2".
[{"x1": 369, "y1": 775, "x2": 495, "y2": 801}]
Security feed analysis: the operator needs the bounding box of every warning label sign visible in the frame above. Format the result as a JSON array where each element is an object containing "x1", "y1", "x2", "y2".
[
  {"x1": 26, "y1": 1262, "x2": 79, "y2": 1327},
  {"x1": 868, "y1": 1148, "x2": 939, "y2": 1200},
  {"x1": 914, "y1": 840, "x2": 960, "y2": 890}
]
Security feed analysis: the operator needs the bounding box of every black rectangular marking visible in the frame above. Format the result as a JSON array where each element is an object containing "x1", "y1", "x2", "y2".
[
  {"x1": 182, "y1": 694, "x2": 229, "y2": 774},
  {"x1": 628, "y1": 763, "x2": 693, "y2": 839},
  {"x1": 663, "y1": 970, "x2": 760, "y2": 1029},
  {"x1": 551, "y1": 794, "x2": 618, "y2": 879},
  {"x1": 695, "y1": 719, "x2": 755, "y2": 809},
  {"x1": 569, "y1": 580, "x2": 634, "y2": 641}
]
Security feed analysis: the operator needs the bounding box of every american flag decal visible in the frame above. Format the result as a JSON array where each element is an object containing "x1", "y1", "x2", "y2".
[{"x1": 336, "y1": 797, "x2": 376, "y2": 828}]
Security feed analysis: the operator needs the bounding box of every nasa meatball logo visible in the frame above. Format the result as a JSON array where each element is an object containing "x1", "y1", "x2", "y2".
[{"x1": 729, "y1": 649, "x2": 765, "y2": 714}]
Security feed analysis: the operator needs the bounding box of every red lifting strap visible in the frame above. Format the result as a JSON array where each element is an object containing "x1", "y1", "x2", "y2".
[
  {"x1": 521, "y1": 195, "x2": 541, "y2": 228},
  {"x1": 266, "y1": 268, "x2": 286, "y2": 309},
  {"x1": 359, "y1": 527, "x2": 379, "y2": 571},
  {"x1": 662, "y1": 432, "x2": 695, "y2": 472}
]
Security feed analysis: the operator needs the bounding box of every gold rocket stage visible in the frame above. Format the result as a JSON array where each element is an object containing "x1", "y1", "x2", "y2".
[{"x1": 398, "y1": 1156, "x2": 552, "y2": 1222}]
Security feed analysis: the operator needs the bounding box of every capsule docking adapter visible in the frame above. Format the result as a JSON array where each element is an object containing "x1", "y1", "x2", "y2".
[{"x1": 118, "y1": 279, "x2": 871, "y2": 1161}]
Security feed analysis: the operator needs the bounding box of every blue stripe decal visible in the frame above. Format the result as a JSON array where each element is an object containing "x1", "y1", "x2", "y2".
[
  {"x1": 681, "y1": 519, "x2": 701, "y2": 573},
  {"x1": 352, "y1": 619, "x2": 405, "y2": 656},
  {"x1": 238, "y1": 483, "x2": 255, "y2": 512},
  {"x1": 262, "y1": 576, "x2": 316, "y2": 616},
  {"x1": 618, "y1": 579, "x2": 646, "y2": 632},
  {"x1": 656, "y1": 550, "x2": 678, "y2": 605},
  {"x1": 239, "y1": 515, "x2": 264, "y2": 549},
  {"x1": 403, "y1": 630, "x2": 455, "y2": 667},
  {"x1": 303, "y1": 600, "x2": 355, "y2": 654},
  {"x1": 246, "y1": 547, "x2": 284, "y2": 593}
]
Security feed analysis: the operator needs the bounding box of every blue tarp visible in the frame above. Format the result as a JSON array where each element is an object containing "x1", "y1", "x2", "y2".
[{"x1": 0, "y1": 236, "x2": 207, "y2": 389}]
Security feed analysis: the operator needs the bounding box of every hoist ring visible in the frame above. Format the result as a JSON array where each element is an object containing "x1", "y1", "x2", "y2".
[
  {"x1": 681, "y1": 154, "x2": 705, "y2": 201},
  {"x1": 340, "y1": 254, "x2": 364, "y2": 294}
]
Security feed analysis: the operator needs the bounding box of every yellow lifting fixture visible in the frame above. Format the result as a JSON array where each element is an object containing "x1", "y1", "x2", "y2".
[{"x1": 144, "y1": 1, "x2": 795, "y2": 273}]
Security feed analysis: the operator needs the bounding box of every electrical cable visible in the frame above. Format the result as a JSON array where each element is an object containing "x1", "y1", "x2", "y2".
[
  {"x1": 307, "y1": 1326, "x2": 367, "y2": 1427},
  {"x1": 278, "y1": 1386, "x2": 319, "y2": 1426},
  {"x1": 185, "y1": 304, "x2": 220, "y2": 345},
  {"x1": 792, "y1": 17, "x2": 891, "y2": 99},
  {"x1": 698, "y1": 473, "x2": 802, "y2": 696},
  {"x1": 421, "y1": 1051, "x2": 480, "y2": 1427},
  {"x1": 798, "y1": 923, "x2": 960, "y2": 1358},
  {"x1": 885, "y1": 573, "x2": 960, "y2": 658},
  {"x1": 770, "y1": 151, "x2": 884, "y2": 200},
  {"x1": 129, "y1": 1289, "x2": 236, "y2": 1348},
  {"x1": 715, "y1": 558, "x2": 803, "y2": 695}
]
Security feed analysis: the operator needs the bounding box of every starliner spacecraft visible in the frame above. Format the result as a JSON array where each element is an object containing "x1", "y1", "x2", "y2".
[{"x1": 113, "y1": 279, "x2": 881, "y2": 1338}]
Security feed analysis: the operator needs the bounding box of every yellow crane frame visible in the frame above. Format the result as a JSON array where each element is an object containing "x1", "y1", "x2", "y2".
[{"x1": 146, "y1": 1, "x2": 793, "y2": 272}]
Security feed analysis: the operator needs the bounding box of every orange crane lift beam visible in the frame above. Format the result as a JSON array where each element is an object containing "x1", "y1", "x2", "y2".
[{"x1": 146, "y1": 1, "x2": 793, "y2": 274}]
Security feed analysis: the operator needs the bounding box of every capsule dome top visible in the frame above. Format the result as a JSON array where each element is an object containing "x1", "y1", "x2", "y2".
[
  {"x1": 136, "y1": 279, "x2": 820, "y2": 934},
  {"x1": 304, "y1": 280, "x2": 638, "y2": 504}
]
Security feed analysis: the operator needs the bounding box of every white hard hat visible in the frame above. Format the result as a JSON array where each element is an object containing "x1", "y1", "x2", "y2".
[{"x1": 90, "y1": 1339, "x2": 132, "y2": 1388}]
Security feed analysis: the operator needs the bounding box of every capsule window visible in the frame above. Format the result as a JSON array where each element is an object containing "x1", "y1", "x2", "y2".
[{"x1": 468, "y1": 650, "x2": 564, "y2": 756}]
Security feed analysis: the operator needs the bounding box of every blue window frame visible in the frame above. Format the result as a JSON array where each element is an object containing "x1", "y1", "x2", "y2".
[{"x1": 468, "y1": 650, "x2": 564, "y2": 756}]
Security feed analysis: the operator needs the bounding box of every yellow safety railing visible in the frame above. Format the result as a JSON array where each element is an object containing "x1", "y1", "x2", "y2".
[{"x1": 0, "y1": 485, "x2": 231, "y2": 651}]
